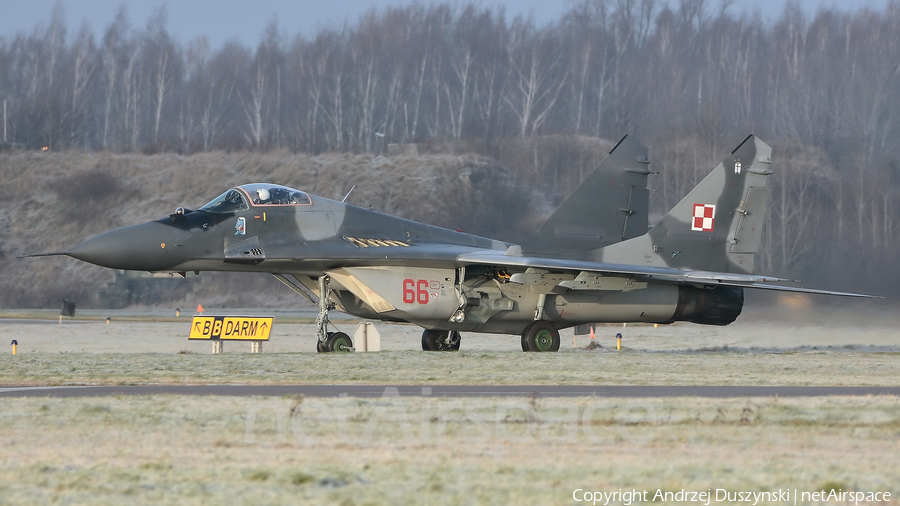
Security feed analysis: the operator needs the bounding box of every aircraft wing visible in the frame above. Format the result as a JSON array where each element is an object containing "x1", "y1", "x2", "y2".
[{"x1": 454, "y1": 249, "x2": 880, "y2": 298}]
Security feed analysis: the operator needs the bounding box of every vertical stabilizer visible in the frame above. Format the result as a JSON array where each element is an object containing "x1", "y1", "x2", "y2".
[
  {"x1": 597, "y1": 135, "x2": 773, "y2": 274},
  {"x1": 518, "y1": 136, "x2": 651, "y2": 258}
]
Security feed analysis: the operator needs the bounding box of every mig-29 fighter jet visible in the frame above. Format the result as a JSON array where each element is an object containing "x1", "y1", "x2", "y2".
[{"x1": 21, "y1": 135, "x2": 874, "y2": 352}]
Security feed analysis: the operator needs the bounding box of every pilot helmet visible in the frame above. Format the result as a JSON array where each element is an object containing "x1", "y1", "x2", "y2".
[{"x1": 256, "y1": 188, "x2": 270, "y2": 202}]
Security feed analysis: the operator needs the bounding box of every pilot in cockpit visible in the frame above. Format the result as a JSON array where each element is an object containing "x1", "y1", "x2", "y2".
[{"x1": 254, "y1": 188, "x2": 271, "y2": 204}]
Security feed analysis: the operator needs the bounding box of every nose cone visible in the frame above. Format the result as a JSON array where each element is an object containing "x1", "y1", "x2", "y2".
[{"x1": 67, "y1": 222, "x2": 177, "y2": 271}]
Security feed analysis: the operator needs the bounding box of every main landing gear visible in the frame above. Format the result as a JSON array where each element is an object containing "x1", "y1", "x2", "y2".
[
  {"x1": 519, "y1": 292, "x2": 560, "y2": 352},
  {"x1": 315, "y1": 275, "x2": 353, "y2": 353},
  {"x1": 520, "y1": 321, "x2": 561, "y2": 352},
  {"x1": 421, "y1": 329, "x2": 461, "y2": 351}
]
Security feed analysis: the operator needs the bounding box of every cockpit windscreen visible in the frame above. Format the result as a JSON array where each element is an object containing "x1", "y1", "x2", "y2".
[
  {"x1": 199, "y1": 189, "x2": 250, "y2": 213},
  {"x1": 200, "y1": 184, "x2": 311, "y2": 213}
]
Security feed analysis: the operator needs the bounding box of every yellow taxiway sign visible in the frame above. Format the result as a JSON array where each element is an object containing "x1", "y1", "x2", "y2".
[{"x1": 189, "y1": 316, "x2": 273, "y2": 340}]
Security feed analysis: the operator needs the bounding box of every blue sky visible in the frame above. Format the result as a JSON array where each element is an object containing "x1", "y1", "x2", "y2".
[{"x1": 0, "y1": 0, "x2": 892, "y2": 48}]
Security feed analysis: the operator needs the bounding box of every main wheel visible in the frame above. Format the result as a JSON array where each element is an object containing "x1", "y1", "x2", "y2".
[
  {"x1": 520, "y1": 322, "x2": 535, "y2": 352},
  {"x1": 522, "y1": 321, "x2": 560, "y2": 352},
  {"x1": 325, "y1": 331, "x2": 354, "y2": 352},
  {"x1": 421, "y1": 329, "x2": 461, "y2": 351}
]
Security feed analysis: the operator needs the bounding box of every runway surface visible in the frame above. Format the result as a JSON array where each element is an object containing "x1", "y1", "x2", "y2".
[{"x1": 2, "y1": 384, "x2": 899, "y2": 398}]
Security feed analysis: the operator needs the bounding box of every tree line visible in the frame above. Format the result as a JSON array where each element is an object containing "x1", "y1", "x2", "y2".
[
  {"x1": 2, "y1": 0, "x2": 900, "y2": 292},
  {"x1": 3, "y1": 1, "x2": 897, "y2": 156}
]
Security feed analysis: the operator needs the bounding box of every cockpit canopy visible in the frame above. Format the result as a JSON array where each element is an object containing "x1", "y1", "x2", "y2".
[{"x1": 200, "y1": 184, "x2": 311, "y2": 213}]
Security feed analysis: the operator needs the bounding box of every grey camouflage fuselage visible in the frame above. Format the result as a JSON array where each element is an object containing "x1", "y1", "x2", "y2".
[{"x1": 25, "y1": 135, "x2": 874, "y2": 350}]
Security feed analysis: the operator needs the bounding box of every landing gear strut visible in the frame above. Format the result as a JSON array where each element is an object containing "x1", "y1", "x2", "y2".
[
  {"x1": 421, "y1": 329, "x2": 461, "y2": 351},
  {"x1": 315, "y1": 275, "x2": 353, "y2": 353}
]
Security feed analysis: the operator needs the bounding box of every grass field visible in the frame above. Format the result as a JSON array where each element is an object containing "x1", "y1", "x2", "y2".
[
  {"x1": 1, "y1": 395, "x2": 898, "y2": 505},
  {"x1": 1, "y1": 306, "x2": 898, "y2": 504},
  {"x1": 2, "y1": 346, "x2": 900, "y2": 387}
]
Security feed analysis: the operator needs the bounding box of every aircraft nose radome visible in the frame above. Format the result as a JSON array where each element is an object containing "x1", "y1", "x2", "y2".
[{"x1": 66, "y1": 222, "x2": 174, "y2": 271}]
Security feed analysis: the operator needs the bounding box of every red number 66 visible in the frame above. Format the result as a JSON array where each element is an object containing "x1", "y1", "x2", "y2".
[{"x1": 402, "y1": 279, "x2": 430, "y2": 304}]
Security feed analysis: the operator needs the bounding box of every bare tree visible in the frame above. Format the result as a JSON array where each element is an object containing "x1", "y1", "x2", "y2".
[
  {"x1": 144, "y1": 8, "x2": 180, "y2": 149},
  {"x1": 69, "y1": 23, "x2": 97, "y2": 149},
  {"x1": 503, "y1": 24, "x2": 568, "y2": 137},
  {"x1": 100, "y1": 7, "x2": 129, "y2": 150},
  {"x1": 240, "y1": 21, "x2": 283, "y2": 149}
]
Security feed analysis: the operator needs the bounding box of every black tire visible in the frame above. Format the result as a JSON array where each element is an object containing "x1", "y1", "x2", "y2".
[
  {"x1": 316, "y1": 337, "x2": 328, "y2": 353},
  {"x1": 325, "y1": 331, "x2": 353, "y2": 352},
  {"x1": 523, "y1": 321, "x2": 560, "y2": 352},
  {"x1": 421, "y1": 329, "x2": 461, "y2": 351},
  {"x1": 422, "y1": 329, "x2": 440, "y2": 350},
  {"x1": 520, "y1": 322, "x2": 537, "y2": 352}
]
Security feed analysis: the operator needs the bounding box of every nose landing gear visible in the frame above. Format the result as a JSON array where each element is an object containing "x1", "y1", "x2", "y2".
[
  {"x1": 421, "y1": 329, "x2": 461, "y2": 351},
  {"x1": 315, "y1": 275, "x2": 354, "y2": 353}
]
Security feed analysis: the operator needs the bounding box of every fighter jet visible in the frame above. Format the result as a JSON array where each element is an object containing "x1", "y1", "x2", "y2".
[{"x1": 21, "y1": 135, "x2": 874, "y2": 352}]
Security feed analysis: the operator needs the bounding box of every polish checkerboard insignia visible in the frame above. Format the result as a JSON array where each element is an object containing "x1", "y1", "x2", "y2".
[{"x1": 692, "y1": 204, "x2": 716, "y2": 232}]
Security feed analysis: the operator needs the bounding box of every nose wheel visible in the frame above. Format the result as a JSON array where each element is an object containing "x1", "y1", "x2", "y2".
[
  {"x1": 319, "y1": 331, "x2": 353, "y2": 352},
  {"x1": 422, "y1": 329, "x2": 461, "y2": 351}
]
